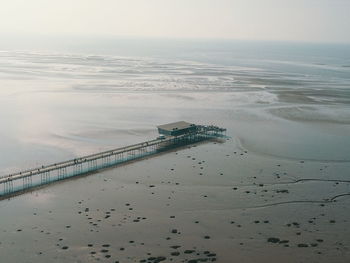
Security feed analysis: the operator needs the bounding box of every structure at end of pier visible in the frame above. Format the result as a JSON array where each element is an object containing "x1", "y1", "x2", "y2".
[
  {"x1": 157, "y1": 121, "x2": 226, "y2": 138},
  {"x1": 157, "y1": 121, "x2": 197, "y2": 136},
  {"x1": 0, "y1": 121, "x2": 226, "y2": 198}
]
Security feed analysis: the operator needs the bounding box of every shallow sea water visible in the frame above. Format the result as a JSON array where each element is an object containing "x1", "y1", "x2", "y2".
[{"x1": 0, "y1": 41, "x2": 350, "y2": 262}]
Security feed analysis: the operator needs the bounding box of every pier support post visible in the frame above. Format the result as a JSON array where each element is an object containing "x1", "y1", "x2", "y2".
[
  {"x1": 58, "y1": 167, "x2": 67, "y2": 180},
  {"x1": 5, "y1": 179, "x2": 14, "y2": 194},
  {"x1": 22, "y1": 176, "x2": 32, "y2": 190}
]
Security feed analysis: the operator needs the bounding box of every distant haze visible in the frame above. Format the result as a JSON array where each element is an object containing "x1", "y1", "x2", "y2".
[{"x1": 0, "y1": 0, "x2": 349, "y2": 43}]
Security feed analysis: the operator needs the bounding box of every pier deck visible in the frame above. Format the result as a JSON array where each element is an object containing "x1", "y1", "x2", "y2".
[{"x1": 0, "y1": 124, "x2": 226, "y2": 198}]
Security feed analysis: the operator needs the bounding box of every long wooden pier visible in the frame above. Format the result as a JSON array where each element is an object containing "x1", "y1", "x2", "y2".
[{"x1": 0, "y1": 124, "x2": 226, "y2": 198}]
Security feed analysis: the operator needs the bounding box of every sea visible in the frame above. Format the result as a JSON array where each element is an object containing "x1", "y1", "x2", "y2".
[
  {"x1": 0, "y1": 37, "x2": 350, "y2": 263},
  {"x1": 0, "y1": 37, "x2": 349, "y2": 174}
]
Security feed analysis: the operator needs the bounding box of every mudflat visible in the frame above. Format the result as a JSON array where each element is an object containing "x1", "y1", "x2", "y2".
[{"x1": 0, "y1": 46, "x2": 349, "y2": 262}]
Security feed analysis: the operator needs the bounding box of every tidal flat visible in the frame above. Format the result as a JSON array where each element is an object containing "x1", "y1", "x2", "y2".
[
  {"x1": 0, "y1": 44, "x2": 349, "y2": 262},
  {"x1": 0, "y1": 136, "x2": 349, "y2": 263}
]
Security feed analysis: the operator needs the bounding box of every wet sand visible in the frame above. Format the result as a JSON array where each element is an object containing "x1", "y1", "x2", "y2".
[
  {"x1": 0, "y1": 50, "x2": 349, "y2": 262},
  {"x1": 0, "y1": 135, "x2": 349, "y2": 263}
]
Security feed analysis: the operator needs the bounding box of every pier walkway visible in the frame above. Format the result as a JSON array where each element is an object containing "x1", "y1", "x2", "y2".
[{"x1": 0, "y1": 124, "x2": 226, "y2": 198}]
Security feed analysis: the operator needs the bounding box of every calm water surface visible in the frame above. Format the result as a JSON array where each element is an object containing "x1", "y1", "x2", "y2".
[{"x1": 0, "y1": 39, "x2": 350, "y2": 263}]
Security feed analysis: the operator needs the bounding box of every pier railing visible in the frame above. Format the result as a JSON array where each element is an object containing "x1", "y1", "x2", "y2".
[{"x1": 0, "y1": 125, "x2": 226, "y2": 198}]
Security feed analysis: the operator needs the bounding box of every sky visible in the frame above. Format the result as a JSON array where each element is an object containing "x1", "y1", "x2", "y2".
[{"x1": 0, "y1": 0, "x2": 349, "y2": 43}]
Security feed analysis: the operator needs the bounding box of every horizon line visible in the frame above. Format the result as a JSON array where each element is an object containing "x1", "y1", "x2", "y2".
[{"x1": 1, "y1": 32, "x2": 350, "y2": 46}]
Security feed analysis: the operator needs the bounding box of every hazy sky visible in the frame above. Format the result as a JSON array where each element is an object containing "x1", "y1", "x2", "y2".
[{"x1": 0, "y1": 0, "x2": 349, "y2": 43}]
